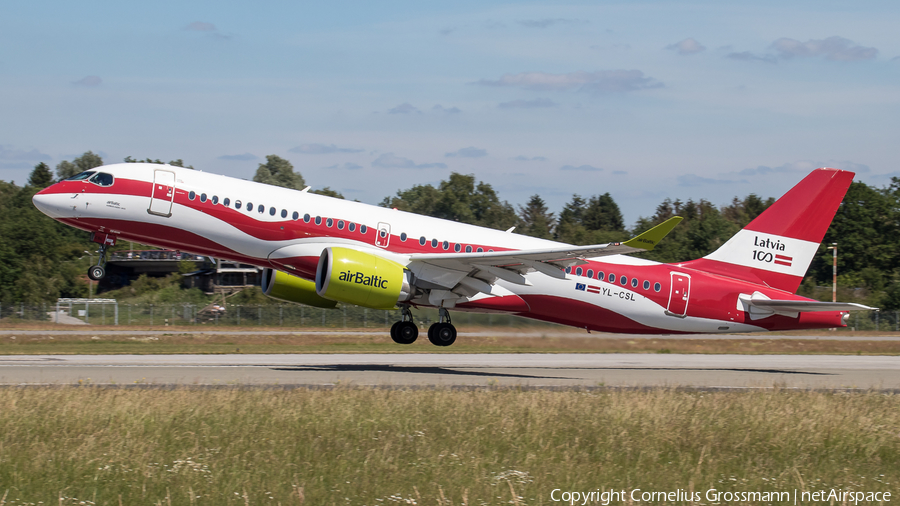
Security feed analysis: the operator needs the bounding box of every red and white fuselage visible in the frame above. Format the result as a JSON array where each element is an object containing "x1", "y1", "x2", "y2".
[{"x1": 33, "y1": 163, "x2": 860, "y2": 334}]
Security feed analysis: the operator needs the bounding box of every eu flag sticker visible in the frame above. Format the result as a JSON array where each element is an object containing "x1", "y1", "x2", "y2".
[{"x1": 575, "y1": 283, "x2": 586, "y2": 291}]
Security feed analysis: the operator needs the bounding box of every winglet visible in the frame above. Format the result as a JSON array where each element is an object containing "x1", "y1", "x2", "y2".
[{"x1": 622, "y1": 216, "x2": 683, "y2": 251}]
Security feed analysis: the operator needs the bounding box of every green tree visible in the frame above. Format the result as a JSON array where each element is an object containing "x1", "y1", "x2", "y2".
[
  {"x1": 555, "y1": 195, "x2": 588, "y2": 244},
  {"x1": 124, "y1": 156, "x2": 194, "y2": 169},
  {"x1": 312, "y1": 187, "x2": 344, "y2": 199},
  {"x1": 518, "y1": 194, "x2": 555, "y2": 239},
  {"x1": 56, "y1": 151, "x2": 103, "y2": 180},
  {"x1": 253, "y1": 155, "x2": 306, "y2": 190},
  {"x1": 583, "y1": 193, "x2": 625, "y2": 233},
  {"x1": 27, "y1": 162, "x2": 54, "y2": 188},
  {"x1": 721, "y1": 194, "x2": 775, "y2": 227},
  {"x1": 382, "y1": 173, "x2": 518, "y2": 230}
]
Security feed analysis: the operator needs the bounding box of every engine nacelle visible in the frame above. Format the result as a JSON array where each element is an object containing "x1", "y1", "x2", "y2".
[
  {"x1": 315, "y1": 247, "x2": 412, "y2": 309},
  {"x1": 261, "y1": 268, "x2": 338, "y2": 308}
]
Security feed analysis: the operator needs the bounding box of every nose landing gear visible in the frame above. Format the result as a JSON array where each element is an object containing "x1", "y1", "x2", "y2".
[{"x1": 86, "y1": 232, "x2": 116, "y2": 281}]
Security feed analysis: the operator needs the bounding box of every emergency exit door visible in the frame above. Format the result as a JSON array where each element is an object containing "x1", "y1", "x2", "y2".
[
  {"x1": 148, "y1": 169, "x2": 176, "y2": 217},
  {"x1": 666, "y1": 272, "x2": 691, "y2": 317}
]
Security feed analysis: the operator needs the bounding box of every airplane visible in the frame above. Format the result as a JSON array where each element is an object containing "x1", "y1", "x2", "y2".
[{"x1": 32, "y1": 164, "x2": 874, "y2": 345}]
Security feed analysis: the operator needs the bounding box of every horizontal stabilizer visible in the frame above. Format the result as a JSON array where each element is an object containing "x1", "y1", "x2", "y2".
[{"x1": 749, "y1": 299, "x2": 876, "y2": 313}]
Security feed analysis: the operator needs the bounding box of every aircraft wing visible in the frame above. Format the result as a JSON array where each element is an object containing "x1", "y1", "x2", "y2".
[{"x1": 404, "y1": 217, "x2": 682, "y2": 289}]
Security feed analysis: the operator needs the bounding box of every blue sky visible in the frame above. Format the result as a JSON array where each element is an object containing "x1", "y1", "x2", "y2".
[{"x1": 2, "y1": 0, "x2": 898, "y2": 226}]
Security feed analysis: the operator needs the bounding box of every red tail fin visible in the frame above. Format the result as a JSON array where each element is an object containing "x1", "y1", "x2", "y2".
[{"x1": 681, "y1": 168, "x2": 853, "y2": 293}]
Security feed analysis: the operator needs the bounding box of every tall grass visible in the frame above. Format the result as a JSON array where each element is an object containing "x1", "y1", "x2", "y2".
[{"x1": 0, "y1": 387, "x2": 896, "y2": 505}]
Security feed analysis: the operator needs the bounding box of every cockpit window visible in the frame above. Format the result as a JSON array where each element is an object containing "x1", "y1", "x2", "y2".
[
  {"x1": 65, "y1": 171, "x2": 96, "y2": 181},
  {"x1": 88, "y1": 172, "x2": 114, "y2": 187}
]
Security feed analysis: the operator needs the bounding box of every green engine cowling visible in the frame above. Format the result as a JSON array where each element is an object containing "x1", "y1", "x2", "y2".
[
  {"x1": 261, "y1": 268, "x2": 338, "y2": 308},
  {"x1": 315, "y1": 247, "x2": 412, "y2": 309}
]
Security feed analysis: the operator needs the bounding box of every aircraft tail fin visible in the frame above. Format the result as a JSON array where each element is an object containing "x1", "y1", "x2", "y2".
[{"x1": 681, "y1": 168, "x2": 854, "y2": 293}]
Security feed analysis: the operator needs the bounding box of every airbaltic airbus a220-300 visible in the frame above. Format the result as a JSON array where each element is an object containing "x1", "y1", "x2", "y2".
[{"x1": 32, "y1": 165, "x2": 873, "y2": 345}]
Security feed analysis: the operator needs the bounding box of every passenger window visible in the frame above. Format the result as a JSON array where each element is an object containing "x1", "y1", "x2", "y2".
[
  {"x1": 477, "y1": 247, "x2": 484, "y2": 252},
  {"x1": 326, "y1": 218, "x2": 333, "y2": 227},
  {"x1": 349, "y1": 223, "x2": 356, "y2": 232},
  {"x1": 431, "y1": 239, "x2": 438, "y2": 248},
  {"x1": 281, "y1": 209, "x2": 287, "y2": 218},
  {"x1": 304, "y1": 214, "x2": 311, "y2": 223},
  {"x1": 268, "y1": 207, "x2": 275, "y2": 216},
  {"x1": 442, "y1": 241, "x2": 449, "y2": 250},
  {"x1": 565, "y1": 267, "x2": 571, "y2": 274},
  {"x1": 465, "y1": 245, "x2": 472, "y2": 253},
  {"x1": 608, "y1": 274, "x2": 616, "y2": 283},
  {"x1": 235, "y1": 200, "x2": 241, "y2": 209},
  {"x1": 338, "y1": 220, "x2": 345, "y2": 230},
  {"x1": 315, "y1": 216, "x2": 322, "y2": 225},
  {"x1": 643, "y1": 280, "x2": 650, "y2": 290},
  {"x1": 360, "y1": 225, "x2": 367, "y2": 234},
  {"x1": 419, "y1": 236, "x2": 426, "y2": 246},
  {"x1": 224, "y1": 198, "x2": 230, "y2": 207},
  {"x1": 200, "y1": 193, "x2": 207, "y2": 203},
  {"x1": 189, "y1": 191, "x2": 196, "y2": 201},
  {"x1": 292, "y1": 211, "x2": 299, "y2": 220},
  {"x1": 400, "y1": 232, "x2": 407, "y2": 241},
  {"x1": 620, "y1": 276, "x2": 628, "y2": 286},
  {"x1": 246, "y1": 202, "x2": 253, "y2": 211},
  {"x1": 654, "y1": 282, "x2": 662, "y2": 292},
  {"x1": 576, "y1": 267, "x2": 583, "y2": 276},
  {"x1": 454, "y1": 244, "x2": 461, "y2": 252},
  {"x1": 258, "y1": 204, "x2": 264, "y2": 213},
  {"x1": 212, "y1": 196, "x2": 219, "y2": 205},
  {"x1": 587, "y1": 269, "x2": 593, "y2": 278},
  {"x1": 631, "y1": 278, "x2": 638, "y2": 288},
  {"x1": 598, "y1": 271, "x2": 605, "y2": 281}
]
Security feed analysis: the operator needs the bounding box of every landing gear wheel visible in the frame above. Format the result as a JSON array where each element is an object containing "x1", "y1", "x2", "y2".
[
  {"x1": 428, "y1": 322, "x2": 457, "y2": 346},
  {"x1": 391, "y1": 321, "x2": 418, "y2": 344},
  {"x1": 88, "y1": 265, "x2": 105, "y2": 281}
]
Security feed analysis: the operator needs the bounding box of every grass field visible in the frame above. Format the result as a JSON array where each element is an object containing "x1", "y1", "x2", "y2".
[{"x1": 0, "y1": 387, "x2": 896, "y2": 505}]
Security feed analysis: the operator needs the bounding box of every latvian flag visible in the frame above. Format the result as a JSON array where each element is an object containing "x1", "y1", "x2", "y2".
[{"x1": 774, "y1": 254, "x2": 792, "y2": 267}]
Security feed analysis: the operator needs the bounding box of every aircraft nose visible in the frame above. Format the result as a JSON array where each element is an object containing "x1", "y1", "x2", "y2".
[{"x1": 32, "y1": 187, "x2": 67, "y2": 218}]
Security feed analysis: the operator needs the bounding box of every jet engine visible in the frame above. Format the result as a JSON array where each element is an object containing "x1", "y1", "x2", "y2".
[
  {"x1": 261, "y1": 268, "x2": 338, "y2": 308},
  {"x1": 315, "y1": 247, "x2": 413, "y2": 309}
]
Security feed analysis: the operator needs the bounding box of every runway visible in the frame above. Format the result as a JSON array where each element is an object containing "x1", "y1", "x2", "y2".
[{"x1": 0, "y1": 353, "x2": 897, "y2": 389}]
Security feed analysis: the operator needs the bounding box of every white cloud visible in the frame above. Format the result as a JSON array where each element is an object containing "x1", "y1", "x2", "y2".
[
  {"x1": 289, "y1": 143, "x2": 364, "y2": 154},
  {"x1": 498, "y1": 98, "x2": 558, "y2": 109},
  {"x1": 388, "y1": 103, "x2": 421, "y2": 114},
  {"x1": 678, "y1": 174, "x2": 745, "y2": 186},
  {"x1": 445, "y1": 147, "x2": 487, "y2": 158},
  {"x1": 185, "y1": 21, "x2": 216, "y2": 32},
  {"x1": 517, "y1": 19, "x2": 585, "y2": 28},
  {"x1": 218, "y1": 153, "x2": 258, "y2": 161},
  {"x1": 772, "y1": 36, "x2": 877, "y2": 61},
  {"x1": 474, "y1": 70, "x2": 662, "y2": 93},
  {"x1": 72, "y1": 76, "x2": 102, "y2": 87},
  {"x1": 324, "y1": 162, "x2": 363, "y2": 170},
  {"x1": 0, "y1": 145, "x2": 52, "y2": 161},
  {"x1": 512, "y1": 155, "x2": 548, "y2": 161},
  {"x1": 666, "y1": 38, "x2": 706, "y2": 55},
  {"x1": 726, "y1": 51, "x2": 777, "y2": 63},
  {"x1": 372, "y1": 153, "x2": 447, "y2": 169},
  {"x1": 737, "y1": 160, "x2": 870, "y2": 176},
  {"x1": 561, "y1": 164, "x2": 602, "y2": 172},
  {"x1": 432, "y1": 104, "x2": 462, "y2": 114}
]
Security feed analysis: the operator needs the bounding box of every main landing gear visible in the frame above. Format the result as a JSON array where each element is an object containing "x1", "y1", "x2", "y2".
[
  {"x1": 390, "y1": 306, "x2": 458, "y2": 346},
  {"x1": 390, "y1": 305, "x2": 419, "y2": 344},
  {"x1": 427, "y1": 308, "x2": 457, "y2": 347}
]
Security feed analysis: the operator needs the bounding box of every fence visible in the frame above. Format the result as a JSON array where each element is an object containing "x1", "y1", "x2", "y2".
[
  {"x1": 0, "y1": 301, "x2": 893, "y2": 331},
  {"x1": 0, "y1": 302, "x2": 566, "y2": 329}
]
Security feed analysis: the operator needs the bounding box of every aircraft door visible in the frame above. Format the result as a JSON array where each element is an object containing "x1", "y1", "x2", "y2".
[
  {"x1": 666, "y1": 272, "x2": 691, "y2": 317},
  {"x1": 375, "y1": 222, "x2": 391, "y2": 248},
  {"x1": 148, "y1": 169, "x2": 176, "y2": 217}
]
